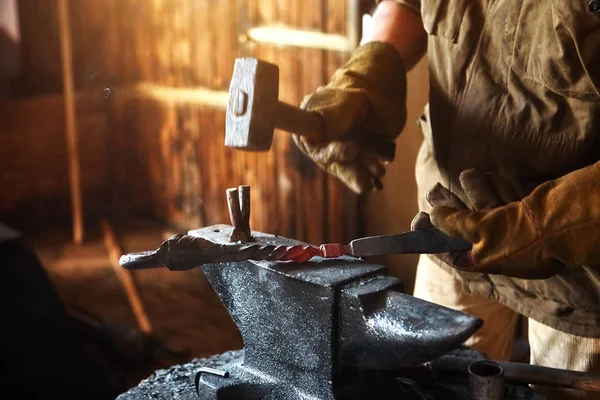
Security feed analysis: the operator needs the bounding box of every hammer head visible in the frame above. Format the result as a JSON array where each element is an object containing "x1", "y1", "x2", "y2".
[{"x1": 225, "y1": 58, "x2": 279, "y2": 151}]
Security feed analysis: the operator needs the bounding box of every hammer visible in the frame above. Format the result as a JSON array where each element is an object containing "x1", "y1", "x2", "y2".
[{"x1": 225, "y1": 58, "x2": 395, "y2": 159}]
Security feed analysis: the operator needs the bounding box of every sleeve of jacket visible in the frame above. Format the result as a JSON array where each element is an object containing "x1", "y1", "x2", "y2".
[
  {"x1": 430, "y1": 161, "x2": 600, "y2": 278},
  {"x1": 376, "y1": 0, "x2": 421, "y2": 14}
]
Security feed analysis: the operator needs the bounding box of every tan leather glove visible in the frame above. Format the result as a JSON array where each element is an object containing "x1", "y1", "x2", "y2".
[
  {"x1": 411, "y1": 169, "x2": 520, "y2": 270},
  {"x1": 294, "y1": 41, "x2": 407, "y2": 194},
  {"x1": 413, "y1": 164, "x2": 600, "y2": 279}
]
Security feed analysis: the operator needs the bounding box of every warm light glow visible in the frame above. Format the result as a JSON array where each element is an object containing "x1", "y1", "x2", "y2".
[
  {"x1": 245, "y1": 25, "x2": 353, "y2": 53},
  {"x1": 135, "y1": 82, "x2": 228, "y2": 109}
]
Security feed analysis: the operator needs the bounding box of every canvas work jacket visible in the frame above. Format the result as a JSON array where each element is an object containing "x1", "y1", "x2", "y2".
[{"x1": 392, "y1": 0, "x2": 600, "y2": 336}]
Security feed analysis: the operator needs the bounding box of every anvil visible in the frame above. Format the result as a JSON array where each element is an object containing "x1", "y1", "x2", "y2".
[{"x1": 120, "y1": 225, "x2": 486, "y2": 400}]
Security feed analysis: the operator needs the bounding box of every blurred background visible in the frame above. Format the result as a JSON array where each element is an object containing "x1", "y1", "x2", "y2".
[{"x1": 0, "y1": 0, "x2": 428, "y2": 397}]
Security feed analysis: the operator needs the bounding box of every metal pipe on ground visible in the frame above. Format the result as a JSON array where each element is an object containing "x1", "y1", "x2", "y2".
[
  {"x1": 469, "y1": 360, "x2": 505, "y2": 400},
  {"x1": 434, "y1": 355, "x2": 600, "y2": 392}
]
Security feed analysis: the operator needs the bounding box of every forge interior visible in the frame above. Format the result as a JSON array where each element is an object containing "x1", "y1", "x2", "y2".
[{"x1": 0, "y1": 1, "x2": 529, "y2": 398}]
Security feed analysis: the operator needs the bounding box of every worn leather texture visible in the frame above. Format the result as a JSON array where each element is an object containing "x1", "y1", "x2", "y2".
[
  {"x1": 294, "y1": 41, "x2": 407, "y2": 194},
  {"x1": 430, "y1": 163, "x2": 600, "y2": 278}
]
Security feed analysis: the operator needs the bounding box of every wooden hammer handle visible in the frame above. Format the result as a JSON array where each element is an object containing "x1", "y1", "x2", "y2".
[
  {"x1": 274, "y1": 101, "x2": 396, "y2": 161},
  {"x1": 275, "y1": 101, "x2": 323, "y2": 141}
]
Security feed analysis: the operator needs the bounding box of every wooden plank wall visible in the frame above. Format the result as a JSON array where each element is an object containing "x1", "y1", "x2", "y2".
[
  {"x1": 0, "y1": 92, "x2": 110, "y2": 231},
  {"x1": 15, "y1": 0, "x2": 63, "y2": 96},
  {"x1": 5, "y1": 0, "x2": 358, "y2": 244},
  {"x1": 1, "y1": 1, "x2": 115, "y2": 232},
  {"x1": 86, "y1": 0, "x2": 357, "y2": 243}
]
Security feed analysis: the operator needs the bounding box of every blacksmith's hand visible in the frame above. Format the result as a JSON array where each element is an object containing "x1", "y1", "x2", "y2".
[
  {"x1": 294, "y1": 42, "x2": 407, "y2": 194},
  {"x1": 413, "y1": 165, "x2": 600, "y2": 279}
]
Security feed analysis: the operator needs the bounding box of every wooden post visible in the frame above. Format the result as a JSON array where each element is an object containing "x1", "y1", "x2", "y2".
[
  {"x1": 346, "y1": 0, "x2": 361, "y2": 50},
  {"x1": 57, "y1": 0, "x2": 84, "y2": 244}
]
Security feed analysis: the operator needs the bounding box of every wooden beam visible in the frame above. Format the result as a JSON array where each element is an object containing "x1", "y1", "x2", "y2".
[
  {"x1": 100, "y1": 219, "x2": 152, "y2": 334},
  {"x1": 57, "y1": 0, "x2": 84, "y2": 244},
  {"x1": 346, "y1": 0, "x2": 361, "y2": 50}
]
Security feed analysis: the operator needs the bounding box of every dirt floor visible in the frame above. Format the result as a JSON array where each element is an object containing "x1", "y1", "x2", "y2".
[{"x1": 30, "y1": 218, "x2": 243, "y2": 391}]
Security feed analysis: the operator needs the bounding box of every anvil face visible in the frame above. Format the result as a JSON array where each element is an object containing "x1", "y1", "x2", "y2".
[{"x1": 189, "y1": 226, "x2": 482, "y2": 400}]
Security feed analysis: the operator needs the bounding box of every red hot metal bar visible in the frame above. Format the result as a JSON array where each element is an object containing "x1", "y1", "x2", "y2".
[{"x1": 119, "y1": 225, "x2": 472, "y2": 272}]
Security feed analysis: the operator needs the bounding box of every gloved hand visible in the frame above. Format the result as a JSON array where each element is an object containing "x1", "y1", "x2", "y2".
[
  {"x1": 412, "y1": 165, "x2": 600, "y2": 279},
  {"x1": 411, "y1": 169, "x2": 520, "y2": 270},
  {"x1": 294, "y1": 41, "x2": 407, "y2": 194}
]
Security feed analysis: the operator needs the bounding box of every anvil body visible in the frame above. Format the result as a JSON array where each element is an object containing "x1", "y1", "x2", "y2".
[{"x1": 118, "y1": 226, "x2": 541, "y2": 400}]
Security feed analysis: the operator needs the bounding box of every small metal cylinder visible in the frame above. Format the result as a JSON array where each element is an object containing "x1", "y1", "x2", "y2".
[
  {"x1": 238, "y1": 185, "x2": 251, "y2": 233},
  {"x1": 469, "y1": 360, "x2": 505, "y2": 400},
  {"x1": 226, "y1": 186, "x2": 251, "y2": 242}
]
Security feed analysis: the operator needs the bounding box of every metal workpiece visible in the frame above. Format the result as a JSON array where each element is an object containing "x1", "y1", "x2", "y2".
[
  {"x1": 120, "y1": 183, "x2": 473, "y2": 270},
  {"x1": 119, "y1": 225, "x2": 323, "y2": 270},
  {"x1": 469, "y1": 360, "x2": 505, "y2": 400},
  {"x1": 120, "y1": 225, "x2": 473, "y2": 271}
]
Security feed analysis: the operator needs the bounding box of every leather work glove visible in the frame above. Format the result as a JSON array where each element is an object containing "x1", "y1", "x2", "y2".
[
  {"x1": 411, "y1": 169, "x2": 520, "y2": 271},
  {"x1": 412, "y1": 165, "x2": 600, "y2": 279},
  {"x1": 294, "y1": 41, "x2": 407, "y2": 194}
]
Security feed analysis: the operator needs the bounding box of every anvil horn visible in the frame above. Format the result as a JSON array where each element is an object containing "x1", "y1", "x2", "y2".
[{"x1": 339, "y1": 275, "x2": 483, "y2": 369}]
